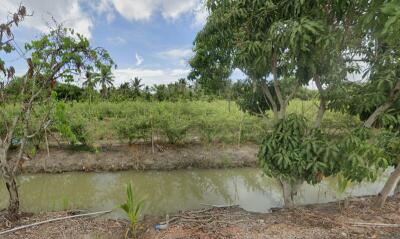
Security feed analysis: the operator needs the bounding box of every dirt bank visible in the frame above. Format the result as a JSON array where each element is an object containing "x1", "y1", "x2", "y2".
[
  {"x1": 1, "y1": 195, "x2": 399, "y2": 239},
  {"x1": 17, "y1": 143, "x2": 258, "y2": 173}
]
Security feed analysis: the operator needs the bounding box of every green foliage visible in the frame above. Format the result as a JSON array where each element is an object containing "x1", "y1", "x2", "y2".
[
  {"x1": 53, "y1": 102, "x2": 90, "y2": 145},
  {"x1": 120, "y1": 183, "x2": 144, "y2": 233},
  {"x1": 54, "y1": 102, "x2": 78, "y2": 144},
  {"x1": 4, "y1": 99, "x2": 355, "y2": 148},
  {"x1": 25, "y1": 26, "x2": 114, "y2": 84},
  {"x1": 232, "y1": 79, "x2": 273, "y2": 115},
  {"x1": 157, "y1": 113, "x2": 189, "y2": 144},
  {"x1": 336, "y1": 128, "x2": 388, "y2": 183},
  {"x1": 258, "y1": 114, "x2": 338, "y2": 184},
  {"x1": 376, "y1": 129, "x2": 400, "y2": 165},
  {"x1": 115, "y1": 115, "x2": 152, "y2": 144},
  {"x1": 259, "y1": 114, "x2": 393, "y2": 188},
  {"x1": 54, "y1": 83, "x2": 84, "y2": 101}
]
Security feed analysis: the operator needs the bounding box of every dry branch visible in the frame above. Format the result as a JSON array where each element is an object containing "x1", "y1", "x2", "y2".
[{"x1": 0, "y1": 210, "x2": 112, "y2": 236}]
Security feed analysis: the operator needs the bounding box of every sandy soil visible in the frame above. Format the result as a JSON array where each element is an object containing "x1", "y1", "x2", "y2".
[
  {"x1": 16, "y1": 143, "x2": 258, "y2": 173},
  {"x1": 1, "y1": 195, "x2": 399, "y2": 239}
]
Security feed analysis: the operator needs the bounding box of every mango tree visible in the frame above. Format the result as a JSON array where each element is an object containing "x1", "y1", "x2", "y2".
[
  {"x1": 192, "y1": 0, "x2": 400, "y2": 208},
  {"x1": 191, "y1": 0, "x2": 357, "y2": 207}
]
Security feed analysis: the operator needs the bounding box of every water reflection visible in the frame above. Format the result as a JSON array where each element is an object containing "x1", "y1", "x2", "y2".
[{"x1": 0, "y1": 168, "x2": 390, "y2": 218}]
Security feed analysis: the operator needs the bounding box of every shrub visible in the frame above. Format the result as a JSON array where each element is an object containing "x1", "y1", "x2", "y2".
[
  {"x1": 53, "y1": 102, "x2": 90, "y2": 145},
  {"x1": 157, "y1": 113, "x2": 189, "y2": 144},
  {"x1": 115, "y1": 116, "x2": 152, "y2": 143}
]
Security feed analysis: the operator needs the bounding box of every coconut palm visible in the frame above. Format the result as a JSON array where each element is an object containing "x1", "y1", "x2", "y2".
[
  {"x1": 94, "y1": 66, "x2": 114, "y2": 98},
  {"x1": 131, "y1": 77, "x2": 144, "y2": 98},
  {"x1": 83, "y1": 71, "x2": 96, "y2": 90}
]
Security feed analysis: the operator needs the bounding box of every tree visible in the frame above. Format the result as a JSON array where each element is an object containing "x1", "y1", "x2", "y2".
[
  {"x1": 191, "y1": 1, "x2": 339, "y2": 120},
  {"x1": 131, "y1": 76, "x2": 143, "y2": 99},
  {"x1": 0, "y1": 19, "x2": 114, "y2": 218},
  {"x1": 326, "y1": 0, "x2": 400, "y2": 207},
  {"x1": 54, "y1": 82, "x2": 84, "y2": 101},
  {"x1": 0, "y1": 5, "x2": 29, "y2": 220},
  {"x1": 94, "y1": 65, "x2": 114, "y2": 98},
  {"x1": 357, "y1": 0, "x2": 400, "y2": 207},
  {"x1": 83, "y1": 70, "x2": 96, "y2": 91},
  {"x1": 193, "y1": 0, "x2": 350, "y2": 206},
  {"x1": 195, "y1": 0, "x2": 400, "y2": 208}
]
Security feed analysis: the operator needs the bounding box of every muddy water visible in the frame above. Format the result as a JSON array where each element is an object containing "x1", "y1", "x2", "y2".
[{"x1": 0, "y1": 168, "x2": 391, "y2": 218}]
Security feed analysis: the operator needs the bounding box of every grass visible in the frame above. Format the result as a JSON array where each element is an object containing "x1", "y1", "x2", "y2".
[{"x1": 2, "y1": 99, "x2": 359, "y2": 147}]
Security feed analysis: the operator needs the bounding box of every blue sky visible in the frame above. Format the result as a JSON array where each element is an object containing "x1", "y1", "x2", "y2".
[{"x1": 1, "y1": 0, "x2": 247, "y2": 86}]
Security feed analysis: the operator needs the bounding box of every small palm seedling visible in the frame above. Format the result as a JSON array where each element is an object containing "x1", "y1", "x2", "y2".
[{"x1": 120, "y1": 183, "x2": 145, "y2": 237}]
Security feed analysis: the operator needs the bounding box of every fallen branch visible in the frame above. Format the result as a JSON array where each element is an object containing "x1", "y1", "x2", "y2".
[
  {"x1": 199, "y1": 203, "x2": 239, "y2": 208},
  {"x1": 0, "y1": 210, "x2": 112, "y2": 236},
  {"x1": 351, "y1": 222, "x2": 400, "y2": 228}
]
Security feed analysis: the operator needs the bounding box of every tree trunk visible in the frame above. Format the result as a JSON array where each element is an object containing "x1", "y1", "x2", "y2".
[
  {"x1": 5, "y1": 176, "x2": 19, "y2": 218},
  {"x1": 0, "y1": 148, "x2": 20, "y2": 219},
  {"x1": 314, "y1": 75, "x2": 326, "y2": 128},
  {"x1": 315, "y1": 100, "x2": 326, "y2": 128},
  {"x1": 375, "y1": 163, "x2": 400, "y2": 208},
  {"x1": 260, "y1": 80, "x2": 279, "y2": 119},
  {"x1": 279, "y1": 179, "x2": 302, "y2": 208},
  {"x1": 277, "y1": 107, "x2": 286, "y2": 120}
]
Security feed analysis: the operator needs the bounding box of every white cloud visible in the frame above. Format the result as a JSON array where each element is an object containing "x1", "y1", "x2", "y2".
[
  {"x1": 0, "y1": 0, "x2": 93, "y2": 39},
  {"x1": 94, "y1": 0, "x2": 204, "y2": 23},
  {"x1": 112, "y1": 0, "x2": 155, "y2": 21},
  {"x1": 135, "y1": 53, "x2": 144, "y2": 66},
  {"x1": 159, "y1": 48, "x2": 193, "y2": 59},
  {"x1": 113, "y1": 67, "x2": 189, "y2": 86},
  {"x1": 193, "y1": 2, "x2": 208, "y2": 26},
  {"x1": 161, "y1": 0, "x2": 198, "y2": 20},
  {"x1": 88, "y1": 0, "x2": 116, "y2": 23}
]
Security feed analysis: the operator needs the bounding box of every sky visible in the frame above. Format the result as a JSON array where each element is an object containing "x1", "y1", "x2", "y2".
[{"x1": 0, "y1": 0, "x2": 244, "y2": 86}]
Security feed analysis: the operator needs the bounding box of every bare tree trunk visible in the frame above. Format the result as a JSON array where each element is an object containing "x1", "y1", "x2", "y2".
[
  {"x1": 0, "y1": 148, "x2": 19, "y2": 219},
  {"x1": 376, "y1": 163, "x2": 400, "y2": 208},
  {"x1": 5, "y1": 175, "x2": 19, "y2": 218},
  {"x1": 314, "y1": 75, "x2": 326, "y2": 128},
  {"x1": 279, "y1": 179, "x2": 302, "y2": 208}
]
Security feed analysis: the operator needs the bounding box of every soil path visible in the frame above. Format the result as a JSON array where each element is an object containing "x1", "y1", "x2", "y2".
[{"x1": 1, "y1": 195, "x2": 399, "y2": 238}]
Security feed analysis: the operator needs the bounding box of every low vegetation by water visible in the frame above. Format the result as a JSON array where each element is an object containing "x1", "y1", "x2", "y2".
[{"x1": 2, "y1": 99, "x2": 357, "y2": 148}]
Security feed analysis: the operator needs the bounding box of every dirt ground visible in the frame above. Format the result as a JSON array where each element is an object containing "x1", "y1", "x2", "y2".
[
  {"x1": 16, "y1": 143, "x2": 258, "y2": 173},
  {"x1": 1, "y1": 194, "x2": 399, "y2": 239}
]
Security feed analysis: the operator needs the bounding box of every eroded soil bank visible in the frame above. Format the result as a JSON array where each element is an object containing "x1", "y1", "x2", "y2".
[
  {"x1": 1, "y1": 195, "x2": 399, "y2": 239},
  {"x1": 17, "y1": 143, "x2": 258, "y2": 173}
]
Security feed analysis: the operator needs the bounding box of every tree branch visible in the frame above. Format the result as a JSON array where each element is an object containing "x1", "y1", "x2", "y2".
[{"x1": 364, "y1": 80, "x2": 400, "y2": 128}]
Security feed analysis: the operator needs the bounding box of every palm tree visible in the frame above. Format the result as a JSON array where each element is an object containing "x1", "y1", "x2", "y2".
[
  {"x1": 94, "y1": 66, "x2": 114, "y2": 98},
  {"x1": 83, "y1": 71, "x2": 96, "y2": 90},
  {"x1": 130, "y1": 77, "x2": 144, "y2": 98}
]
